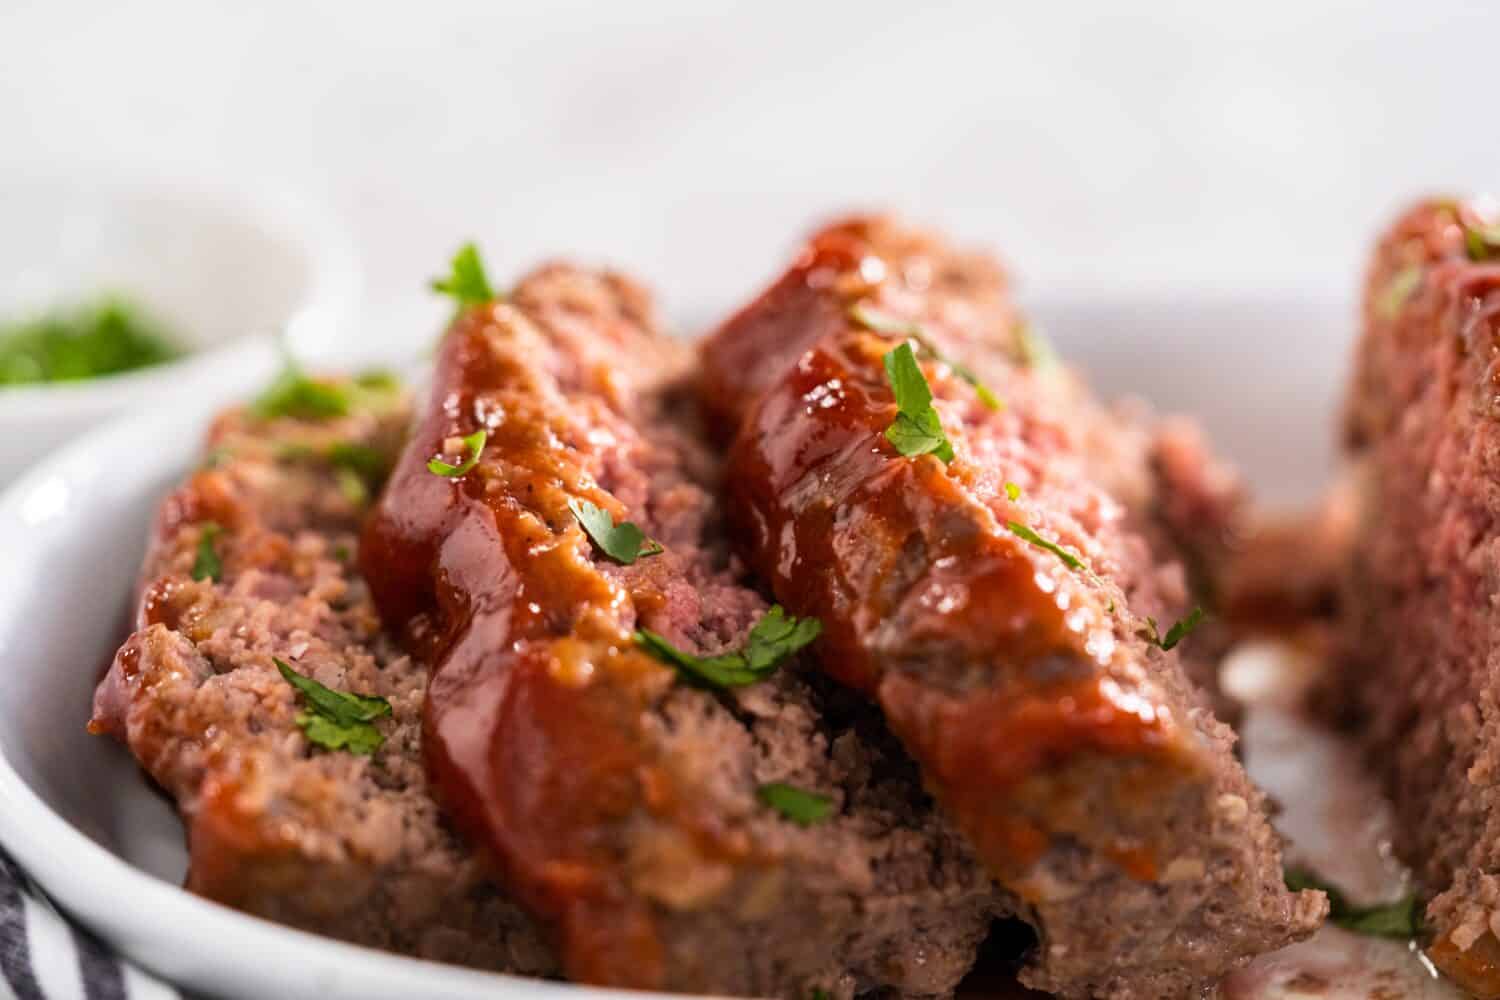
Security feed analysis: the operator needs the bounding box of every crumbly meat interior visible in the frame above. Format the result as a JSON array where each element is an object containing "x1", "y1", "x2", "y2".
[{"x1": 699, "y1": 216, "x2": 1324, "y2": 998}]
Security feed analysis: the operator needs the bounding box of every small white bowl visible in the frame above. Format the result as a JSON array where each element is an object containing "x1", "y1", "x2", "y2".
[{"x1": 0, "y1": 171, "x2": 360, "y2": 482}]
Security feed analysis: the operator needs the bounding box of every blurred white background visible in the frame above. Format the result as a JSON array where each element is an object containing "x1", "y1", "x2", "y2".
[{"x1": 4, "y1": 0, "x2": 1496, "y2": 340}]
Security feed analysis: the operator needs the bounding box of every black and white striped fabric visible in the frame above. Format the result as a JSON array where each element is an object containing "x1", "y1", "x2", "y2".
[{"x1": 0, "y1": 847, "x2": 179, "y2": 1000}]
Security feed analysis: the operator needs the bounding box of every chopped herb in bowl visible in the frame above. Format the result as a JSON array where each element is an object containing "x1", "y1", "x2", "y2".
[{"x1": 0, "y1": 298, "x2": 182, "y2": 387}]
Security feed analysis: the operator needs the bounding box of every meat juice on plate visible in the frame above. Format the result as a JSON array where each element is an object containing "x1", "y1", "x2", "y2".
[{"x1": 1218, "y1": 640, "x2": 1458, "y2": 1000}]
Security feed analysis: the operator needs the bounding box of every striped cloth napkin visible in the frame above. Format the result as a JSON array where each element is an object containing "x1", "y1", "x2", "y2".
[{"x1": 0, "y1": 847, "x2": 179, "y2": 1000}]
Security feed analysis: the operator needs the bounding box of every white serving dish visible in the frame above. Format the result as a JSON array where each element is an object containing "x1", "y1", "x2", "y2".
[
  {"x1": 4, "y1": 289, "x2": 1440, "y2": 1000},
  {"x1": 0, "y1": 171, "x2": 360, "y2": 482}
]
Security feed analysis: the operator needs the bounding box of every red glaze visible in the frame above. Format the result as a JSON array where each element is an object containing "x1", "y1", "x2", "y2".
[
  {"x1": 701, "y1": 218, "x2": 1194, "y2": 880},
  {"x1": 362, "y1": 290, "x2": 750, "y2": 989}
]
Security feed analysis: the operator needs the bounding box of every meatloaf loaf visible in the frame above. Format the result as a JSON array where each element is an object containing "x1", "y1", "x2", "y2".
[
  {"x1": 360, "y1": 262, "x2": 1007, "y2": 997},
  {"x1": 1338, "y1": 197, "x2": 1500, "y2": 996},
  {"x1": 699, "y1": 216, "x2": 1325, "y2": 998},
  {"x1": 89, "y1": 372, "x2": 557, "y2": 972}
]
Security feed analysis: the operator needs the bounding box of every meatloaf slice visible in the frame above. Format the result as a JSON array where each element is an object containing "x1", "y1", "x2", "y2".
[
  {"x1": 361, "y1": 263, "x2": 1007, "y2": 998},
  {"x1": 89, "y1": 375, "x2": 557, "y2": 974},
  {"x1": 699, "y1": 216, "x2": 1324, "y2": 998},
  {"x1": 1337, "y1": 197, "x2": 1500, "y2": 996}
]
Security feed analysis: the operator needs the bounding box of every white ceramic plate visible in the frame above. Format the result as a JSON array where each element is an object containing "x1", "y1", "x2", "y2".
[{"x1": 1, "y1": 290, "x2": 1425, "y2": 1000}]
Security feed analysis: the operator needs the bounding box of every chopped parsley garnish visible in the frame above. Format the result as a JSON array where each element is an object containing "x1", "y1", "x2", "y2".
[
  {"x1": 811, "y1": 991, "x2": 832, "y2": 1000},
  {"x1": 1138, "y1": 606, "x2": 1205, "y2": 651},
  {"x1": 1007, "y1": 521, "x2": 1085, "y2": 572},
  {"x1": 251, "y1": 363, "x2": 351, "y2": 421},
  {"x1": 275, "y1": 658, "x2": 392, "y2": 756},
  {"x1": 1014, "y1": 321, "x2": 1058, "y2": 370},
  {"x1": 191, "y1": 522, "x2": 222, "y2": 582},
  {"x1": 568, "y1": 497, "x2": 662, "y2": 564},
  {"x1": 332, "y1": 543, "x2": 351, "y2": 562},
  {"x1": 850, "y1": 303, "x2": 1000, "y2": 410},
  {"x1": 427, "y1": 429, "x2": 487, "y2": 477},
  {"x1": 1376, "y1": 265, "x2": 1423, "y2": 320},
  {"x1": 353, "y1": 369, "x2": 401, "y2": 392},
  {"x1": 430, "y1": 243, "x2": 497, "y2": 307},
  {"x1": 201, "y1": 446, "x2": 232, "y2": 470},
  {"x1": 0, "y1": 298, "x2": 181, "y2": 386},
  {"x1": 335, "y1": 466, "x2": 368, "y2": 505},
  {"x1": 1007, "y1": 520, "x2": 1113, "y2": 610},
  {"x1": 757, "y1": 782, "x2": 833, "y2": 826},
  {"x1": 634, "y1": 605, "x2": 822, "y2": 688},
  {"x1": 1465, "y1": 221, "x2": 1500, "y2": 262},
  {"x1": 328, "y1": 441, "x2": 388, "y2": 481},
  {"x1": 1284, "y1": 868, "x2": 1421, "y2": 938},
  {"x1": 1005, "y1": 481, "x2": 1022, "y2": 501},
  {"x1": 883, "y1": 342, "x2": 954, "y2": 462}
]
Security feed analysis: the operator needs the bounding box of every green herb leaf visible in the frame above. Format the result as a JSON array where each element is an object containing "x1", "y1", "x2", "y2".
[
  {"x1": 353, "y1": 369, "x2": 401, "y2": 392},
  {"x1": 191, "y1": 522, "x2": 223, "y2": 582},
  {"x1": 1376, "y1": 266, "x2": 1423, "y2": 320},
  {"x1": 568, "y1": 497, "x2": 662, "y2": 564},
  {"x1": 430, "y1": 243, "x2": 496, "y2": 307},
  {"x1": 0, "y1": 298, "x2": 181, "y2": 387},
  {"x1": 1138, "y1": 606, "x2": 1205, "y2": 651},
  {"x1": 251, "y1": 363, "x2": 350, "y2": 421},
  {"x1": 1005, "y1": 481, "x2": 1022, "y2": 501},
  {"x1": 427, "y1": 429, "x2": 487, "y2": 477},
  {"x1": 328, "y1": 441, "x2": 388, "y2": 481},
  {"x1": 275, "y1": 658, "x2": 392, "y2": 756},
  {"x1": 848, "y1": 302, "x2": 922, "y2": 338},
  {"x1": 883, "y1": 343, "x2": 955, "y2": 462},
  {"x1": 335, "y1": 466, "x2": 368, "y2": 505},
  {"x1": 1007, "y1": 520, "x2": 1116, "y2": 610},
  {"x1": 851, "y1": 304, "x2": 1001, "y2": 410},
  {"x1": 811, "y1": 991, "x2": 832, "y2": 1000},
  {"x1": 757, "y1": 782, "x2": 833, "y2": 826},
  {"x1": 1007, "y1": 521, "x2": 1085, "y2": 572},
  {"x1": 1014, "y1": 321, "x2": 1058, "y2": 371},
  {"x1": 200, "y1": 446, "x2": 232, "y2": 470},
  {"x1": 1284, "y1": 867, "x2": 1421, "y2": 939},
  {"x1": 1466, "y1": 222, "x2": 1500, "y2": 262},
  {"x1": 634, "y1": 605, "x2": 822, "y2": 689}
]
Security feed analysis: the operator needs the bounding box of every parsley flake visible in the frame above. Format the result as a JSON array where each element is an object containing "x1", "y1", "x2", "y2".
[
  {"x1": 1014, "y1": 321, "x2": 1059, "y2": 371},
  {"x1": 431, "y1": 243, "x2": 497, "y2": 307},
  {"x1": 757, "y1": 782, "x2": 833, "y2": 826},
  {"x1": 1138, "y1": 606, "x2": 1205, "y2": 651},
  {"x1": 1284, "y1": 868, "x2": 1420, "y2": 939},
  {"x1": 850, "y1": 303, "x2": 1001, "y2": 410},
  {"x1": 883, "y1": 342, "x2": 954, "y2": 462},
  {"x1": 276, "y1": 658, "x2": 392, "y2": 756},
  {"x1": 427, "y1": 429, "x2": 487, "y2": 478},
  {"x1": 1007, "y1": 520, "x2": 1113, "y2": 610},
  {"x1": 353, "y1": 369, "x2": 401, "y2": 392},
  {"x1": 1007, "y1": 521, "x2": 1085, "y2": 572},
  {"x1": 635, "y1": 605, "x2": 822, "y2": 688},
  {"x1": 568, "y1": 497, "x2": 662, "y2": 564},
  {"x1": 251, "y1": 363, "x2": 351, "y2": 421},
  {"x1": 1376, "y1": 266, "x2": 1423, "y2": 320},
  {"x1": 191, "y1": 522, "x2": 223, "y2": 582},
  {"x1": 328, "y1": 441, "x2": 388, "y2": 482},
  {"x1": 1466, "y1": 221, "x2": 1500, "y2": 262}
]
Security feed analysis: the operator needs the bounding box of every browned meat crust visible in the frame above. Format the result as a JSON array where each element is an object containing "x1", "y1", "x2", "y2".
[
  {"x1": 88, "y1": 380, "x2": 558, "y2": 973},
  {"x1": 1337, "y1": 197, "x2": 1500, "y2": 995},
  {"x1": 699, "y1": 216, "x2": 1324, "y2": 998},
  {"x1": 361, "y1": 264, "x2": 1006, "y2": 998}
]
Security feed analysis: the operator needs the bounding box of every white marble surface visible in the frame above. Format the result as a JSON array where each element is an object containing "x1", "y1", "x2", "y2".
[{"x1": 3, "y1": 0, "x2": 1497, "y2": 355}]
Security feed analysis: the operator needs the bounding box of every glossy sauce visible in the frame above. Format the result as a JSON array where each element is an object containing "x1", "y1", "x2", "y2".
[
  {"x1": 703, "y1": 221, "x2": 1195, "y2": 881},
  {"x1": 362, "y1": 301, "x2": 748, "y2": 988}
]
